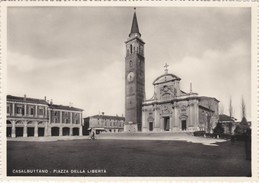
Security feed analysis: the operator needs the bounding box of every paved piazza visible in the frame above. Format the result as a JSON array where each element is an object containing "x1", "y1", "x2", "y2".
[{"x1": 7, "y1": 136, "x2": 251, "y2": 177}]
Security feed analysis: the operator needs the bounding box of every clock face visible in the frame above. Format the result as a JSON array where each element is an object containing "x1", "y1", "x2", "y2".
[{"x1": 127, "y1": 72, "x2": 135, "y2": 82}]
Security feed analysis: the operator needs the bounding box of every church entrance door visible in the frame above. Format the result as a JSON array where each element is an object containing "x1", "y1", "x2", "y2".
[
  {"x1": 149, "y1": 122, "x2": 153, "y2": 131},
  {"x1": 163, "y1": 117, "x2": 170, "y2": 131},
  {"x1": 181, "y1": 120, "x2": 187, "y2": 131}
]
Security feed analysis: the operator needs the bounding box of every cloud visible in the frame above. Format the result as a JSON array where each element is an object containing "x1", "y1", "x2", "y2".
[{"x1": 7, "y1": 7, "x2": 251, "y2": 120}]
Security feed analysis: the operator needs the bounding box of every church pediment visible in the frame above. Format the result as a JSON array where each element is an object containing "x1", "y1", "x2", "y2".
[{"x1": 153, "y1": 73, "x2": 181, "y2": 85}]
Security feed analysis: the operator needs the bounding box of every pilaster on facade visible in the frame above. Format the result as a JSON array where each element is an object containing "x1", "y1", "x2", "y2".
[
  {"x1": 59, "y1": 127, "x2": 62, "y2": 136},
  {"x1": 34, "y1": 122, "x2": 38, "y2": 137},
  {"x1": 24, "y1": 104, "x2": 27, "y2": 117},
  {"x1": 23, "y1": 123, "x2": 27, "y2": 137},
  {"x1": 48, "y1": 109, "x2": 51, "y2": 124},
  {"x1": 70, "y1": 112, "x2": 72, "y2": 124},
  {"x1": 35, "y1": 105, "x2": 38, "y2": 117},
  {"x1": 59, "y1": 111, "x2": 62, "y2": 124},
  {"x1": 45, "y1": 122, "x2": 48, "y2": 137},
  {"x1": 12, "y1": 103, "x2": 15, "y2": 116},
  {"x1": 70, "y1": 127, "x2": 73, "y2": 136},
  {"x1": 79, "y1": 126, "x2": 83, "y2": 136}
]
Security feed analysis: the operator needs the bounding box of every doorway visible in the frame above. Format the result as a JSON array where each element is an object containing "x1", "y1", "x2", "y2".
[
  {"x1": 62, "y1": 127, "x2": 70, "y2": 136},
  {"x1": 38, "y1": 128, "x2": 45, "y2": 137},
  {"x1": 73, "y1": 128, "x2": 79, "y2": 136},
  {"x1": 27, "y1": 127, "x2": 34, "y2": 137},
  {"x1": 15, "y1": 127, "x2": 23, "y2": 137},
  {"x1": 181, "y1": 120, "x2": 187, "y2": 131},
  {"x1": 164, "y1": 117, "x2": 170, "y2": 131},
  {"x1": 149, "y1": 122, "x2": 153, "y2": 131},
  {"x1": 51, "y1": 127, "x2": 59, "y2": 136},
  {"x1": 6, "y1": 127, "x2": 11, "y2": 137}
]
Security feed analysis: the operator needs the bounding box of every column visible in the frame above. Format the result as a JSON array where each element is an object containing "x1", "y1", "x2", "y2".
[
  {"x1": 24, "y1": 104, "x2": 27, "y2": 117},
  {"x1": 174, "y1": 106, "x2": 179, "y2": 131},
  {"x1": 44, "y1": 122, "x2": 48, "y2": 137},
  {"x1": 194, "y1": 101, "x2": 199, "y2": 130},
  {"x1": 46, "y1": 107, "x2": 48, "y2": 118},
  {"x1": 80, "y1": 113, "x2": 82, "y2": 125},
  {"x1": 35, "y1": 105, "x2": 38, "y2": 117},
  {"x1": 23, "y1": 121, "x2": 27, "y2": 137},
  {"x1": 79, "y1": 126, "x2": 82, "y2": 136},
  {"x1": 170, "y1": 116, "x2": 173, "y2": 131},
  {"x1": 154, "y1": 108, "x2": 160, "y2": 132},
  {"x1": 11, "y1": 120, "x2": 16, "y2": 138},
  {"x1": 59, "y1": 127, "x2": 62, "y2": 136},
  {"x1": 48, "y1": 109, "x2": 51, "y2": 124},
  {"x1": 142, "y1": 108, "x2": 146, "y2": 131},
  {"x1": 70, "y1": 127, "x2": 73, "y2": 136},
  {"x1": 12, "y1": 103, "x2": 15, "y2": 116},
  {"x1": 59, "y1": 111, "x2": 62, "y2": 124},
  {"x1": 189, "y1": 104, "x2": 193, "y2": 126},
  {"x1": 70, "y1": 112, "x2": 72, "y2": 124},
  {"x1": 34, "y1": 122, "x2": 38, "y2": 137}
]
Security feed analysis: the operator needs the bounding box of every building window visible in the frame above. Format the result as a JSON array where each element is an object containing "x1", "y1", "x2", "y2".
[
  {"x1": 129, "y1": 60, "x2": 133, "y2": 67},
  {"x1": 30, "y1": 108, "x2": 34, "y2": 115},
  {"x1": 16, "y1": 106, "x2": 23, "y2": 115},
  {"x1": 38, "y1": 108, "x2": 44, "y2": 115},
  {"x1": 7, "y1": 105, "x2": 10, "y2": 114}
]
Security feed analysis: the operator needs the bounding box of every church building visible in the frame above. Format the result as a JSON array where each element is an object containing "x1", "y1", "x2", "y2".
[
  {"x1": 142, "y1": 67, "x2": 219, "y2": 133},
  {"x1": 124, "y1": 9, "x2": 219, "y2": 133}
]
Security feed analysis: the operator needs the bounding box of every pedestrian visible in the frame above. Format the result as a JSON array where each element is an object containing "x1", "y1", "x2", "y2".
[{"x1": 91, "y1": 130, "x2": 95, "y2": 140}]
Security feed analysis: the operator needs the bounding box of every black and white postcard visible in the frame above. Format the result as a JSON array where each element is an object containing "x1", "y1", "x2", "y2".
[{"x1": 0, "y1": 2, "x2": 258, "y2": 182}]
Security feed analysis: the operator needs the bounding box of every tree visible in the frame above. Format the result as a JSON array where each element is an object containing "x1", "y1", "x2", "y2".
[
  {"x1": 213, "y1": 122, "x2": 224, "y2": 135},
  {"x1": 241, "y1": 96, "x2": 246, "y2": 119},
  {"x1": 229, "y1": 97, "x2": 233, "y2": 118},
  {"x1": 234, "y1": 116, "x2": 249, "y2": 135}
]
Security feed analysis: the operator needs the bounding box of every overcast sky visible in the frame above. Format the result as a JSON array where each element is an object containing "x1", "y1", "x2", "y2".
[{"x1": 7, "y1": 7, "x2": 251, "y2": 120}]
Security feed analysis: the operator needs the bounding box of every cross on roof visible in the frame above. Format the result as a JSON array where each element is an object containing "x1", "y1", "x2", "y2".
[{"x1": 164, "y1": 63, "x2": 169, "y2": 73}]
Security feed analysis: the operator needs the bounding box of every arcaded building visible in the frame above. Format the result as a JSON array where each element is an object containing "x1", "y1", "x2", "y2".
[
  {"x1": 142, "y1": 70, "x2": 219, "y2": 133},
  {"x1": 6, "y1": 95, "x2": 83, "y2": 138}
]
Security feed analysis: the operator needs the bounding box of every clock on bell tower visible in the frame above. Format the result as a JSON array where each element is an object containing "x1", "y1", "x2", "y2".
[{"x1": 124, "y1": 8, "x2": 145, "y2": 132}]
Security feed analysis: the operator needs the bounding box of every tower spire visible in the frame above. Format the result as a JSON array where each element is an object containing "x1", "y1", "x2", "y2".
[{"x1": 129, "y1": 8, "x2": 141, "y2": 37}]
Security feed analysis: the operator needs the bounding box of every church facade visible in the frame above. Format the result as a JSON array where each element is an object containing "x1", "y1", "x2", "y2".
[
  {"x1": 141, "y1": 71, "x2": 219, "y2": 133},
  {"x1": 124, "y1": 9, "x2": 219, "y2": 133}
]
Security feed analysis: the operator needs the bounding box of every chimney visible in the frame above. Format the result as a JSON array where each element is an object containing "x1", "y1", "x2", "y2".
[
  {"x1": 190, "y1": 82, "x2": 192, "y2": 94},
  {"x1": 50, "y1": 99, "x2": 53, "y2": 105},
  {"x1": 24, "y1": 94, "x2": 26, "y2": 101},
  {"x1": 44, "y1": 96, "x2": 47, "y2": 101}
]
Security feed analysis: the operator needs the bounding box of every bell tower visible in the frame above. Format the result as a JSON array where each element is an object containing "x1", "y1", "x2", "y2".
[{"x1": 124, "y1": 8, "x2": 145, "y2": 132}]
